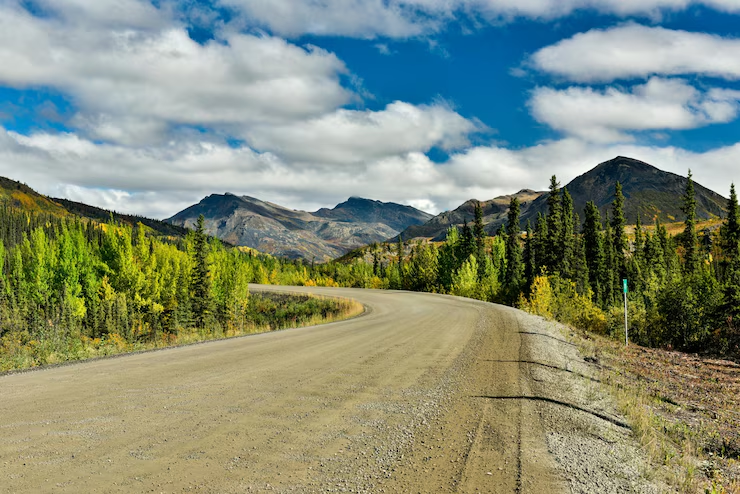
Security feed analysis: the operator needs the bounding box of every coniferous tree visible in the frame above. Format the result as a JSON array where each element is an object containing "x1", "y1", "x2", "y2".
[
  {"x1": 682, "y1": 170, "x2": 699, "y2": 274},
  {"x1": 504, "y1": 197, "x2": 523, "y2": 302},
  {"x1": 545, "y1": 176, "x2": 562, "y2": 271},
  {"x1": 459, "y1": 220, "x2": 475, "y2": 263},
  {"x1": 560, "y1": 188, "x2": 575, "y2": 278},
  {"x1": 611, "y1": 182, "x2": 627, "y2": 285},
  {"x1": 721, "y1": 183, "x2": 740, "y2": 263},
  {"x1": 523, "y1": 220, "x2": 536, "y2": 294},
  {"x1": 190, "y1": 214, "x2": 212, "y2": 329},
  {"x1": 603, "y1": 211, "x2": 616, "y2": 306},
  {"x1": 583, "y1": 201, "x2": 605, "y2": 304},
  {"x1": 396, "y1": 234, "x2": 406, "y2": 289},
  {"x1": 473, "y1": 201, "x2": 486, "y2": 259},
  {"x1": 573, "y1": 216, "x2": 590, "y2": 295},
  {"x1": 438, "y1": 227, "x2": 459, "y2": 292},
  {"x1": 534, "y1": 212, "x2": 548, "y2": 275}
]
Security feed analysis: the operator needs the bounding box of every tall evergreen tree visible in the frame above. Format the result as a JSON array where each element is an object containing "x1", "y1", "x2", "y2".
[
  {"x1": 611, "y1": 181, "x2": 627, "y2": 284},
  {"x1": 603, "y1": 211, "x2": 616, "y2": 306},
  {"x1": 583, "y1": 201, "x2": 605, "y2": 303},
  {"x1": 473, "y1": 201, "x2": 486, "y2": 259},
  {"x1": 534, "y1": 212, "x2": 548, "y2": 275},
  {"x1": 523, "y1": 219, "x2": 536, "y2": 294},
  {"x1": 545, "y1": 175, "x2": 562, "y2": 271},
  {"x1": 190, "y1": 214, "x2": 212, "y2": 329},
  {"x1": 560, "y1": 188, "x2": 575, "y2": 278},
  {"x1": 573, "y1": 215, "x2": 590, "y2": 296},
  {"x1": 682, "y1": 170, "x2": 699, "y2": 274},
  {"x1": 504, "y1": 197, "x2": 523, "y2": 302},
  {"x1": 459, "y1": 220, "x2": 475, "y2": 263},
  {"x1": 721, "y1": 183, "x2": 740, "y2": 262}
]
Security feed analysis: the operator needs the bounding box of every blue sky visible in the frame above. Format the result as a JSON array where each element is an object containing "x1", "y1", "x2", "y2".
[{"x1": 1, "y1": 0, "x2": 740, "y2": 218}]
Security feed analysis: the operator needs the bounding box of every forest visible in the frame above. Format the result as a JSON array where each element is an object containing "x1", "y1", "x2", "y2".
[
  {"x1": 2, "y1": 171, "x2": 738, "y2": 370},
  {"x1": 0, "y1": 209, "x2": 356, "y2": 370},
  {"x1": 303, "y1": 173, "x2": 740, "y2": 357}
]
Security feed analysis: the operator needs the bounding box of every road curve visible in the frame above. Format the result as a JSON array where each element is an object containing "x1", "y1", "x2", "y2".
[{"x1": 0, "y1": 286, "x2": 639, "y2": 493}]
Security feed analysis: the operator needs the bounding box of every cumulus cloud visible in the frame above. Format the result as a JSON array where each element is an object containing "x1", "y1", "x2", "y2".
[
  {"x1": 529, "y1": 78, "x2": 740, "y2": 142},
  {"x1": 3, "y1": 126, "x2": 740, "y2": 219},
  {"x1": 0, "y1": 2, "x2": 352, "y2": 146},
  {"x1": 530, "y1": 23, "x2": 740, "y2": 83},
  {"x1": 245, "y1": 101, "x2": 484, "y2": 164},
  {"x1": 222, "y1": 0, "x2": 740, "y2": 38}
]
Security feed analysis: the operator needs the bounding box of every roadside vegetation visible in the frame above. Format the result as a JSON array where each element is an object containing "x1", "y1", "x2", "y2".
[{"x1": 0, "y1": 206, "x2": 361, "y2": 372}]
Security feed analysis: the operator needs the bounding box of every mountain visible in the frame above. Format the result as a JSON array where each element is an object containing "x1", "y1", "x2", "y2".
[
  {"x1": 0, "y1": 176, "x2": 69, "y2": 215},
  {"x1": 520, "y1": 156, "x2": 727, "y2": 226},
  {"x1": 313, "y1": 196, "x2": 432, "y2": 231},
  {"x1": 166, "y1": 194, "x2": 433, "y2": 261},
  {"x1": 398, "y1": 156, "x2": 727, "y2": 241},
  {"x1": 0, "y1": 176, "x2": 189, "y2": 238},
  {"x1": 52, "y1": 197, "x2": 189, "y2": 238},
  {"x1": 396, "y1": 189, "x2": 544, "y2": 241}
]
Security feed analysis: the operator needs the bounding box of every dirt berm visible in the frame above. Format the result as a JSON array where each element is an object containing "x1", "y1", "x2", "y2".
[{"x1": 0, "y1": 286, "x2": 658, "y2": 493}]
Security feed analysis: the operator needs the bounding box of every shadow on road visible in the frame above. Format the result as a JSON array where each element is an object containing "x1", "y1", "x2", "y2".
[{"x1": 473, "y1": 394, "x2": 630, "y2": 429}]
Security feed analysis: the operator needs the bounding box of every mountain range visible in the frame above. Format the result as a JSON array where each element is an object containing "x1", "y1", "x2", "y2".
[
  {"x1": 395, "y1": 156, "x2": 728, "y2": 241},
  {"x1": 0, "y1": 156, "x2": 729, "y2": 261},
  {"x1": 166, "y1": 194, "x2": 433, "y2": 261}
]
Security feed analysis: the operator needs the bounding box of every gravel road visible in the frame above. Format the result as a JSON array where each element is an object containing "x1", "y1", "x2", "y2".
[{"x1": 0, "y1": 286, "x2": 656, "y2": 493}]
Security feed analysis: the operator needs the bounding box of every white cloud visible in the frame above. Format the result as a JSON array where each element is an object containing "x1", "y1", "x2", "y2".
[
  {"x1": 221, "y1": 0, "x2": 740, "y2": 38},
  {"x1": 245, "y1": 101, "x2": 483, "y2": 164},
  {"x1": 530, "y1": 23, "x2": 740, "y2": 83},
  {"x1": 0, "y1": 2, "x2": 352, "y2": 146},
  {"x1": 529, "y1": 78, "x2": 740, "y2": 142},
  {"x1": 3, "y1": 126, "x2": 740, "y2": 219}
]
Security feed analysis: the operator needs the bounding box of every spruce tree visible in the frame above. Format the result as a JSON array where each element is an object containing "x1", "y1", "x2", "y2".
[
  {"x1": 459, "y1": 220, "x2": 475, "y2": 263},
  {"x1": 504, "y1": 197, "x2": 523, "y2": 302},
  {"x1": 682, "y1": 170, "x2": 699, "y2": 274},
  {"x1": 573, "y1": 218, "x2": 590, "y2": 296},
  {"x1": 721, "y1": 183, "x2": 740, "y2": 262},
  {"x1": 397, "y1": 234, "x2": 405, "y2": 288},
  {"x1": 603, "y1": 211, "x2": 616, "y2": 306},
  {"x1": 560, "y1": 188, "x2": 575, "y2": 279},
  {"x1": 545, "y1": 176, "x2": 562, "y2": 271},
  {"x1": 611, "y1": 182, "x2": 627, "y2": 283},
  {"x1": 190, "y1": 214, "x2": 212, "y2": 329},
  {"x1": 523, "y1": 220, "x2": 536, "y2": 294},
  {"x1": 473, "y1": 201, "x2": 486, "y2": 259},
  {"x1": 583, "y1": 201, "x2": 605, "y2": 304},
  {"x1": 534, "y1": 212, "x2": 548, "y2": 276}
]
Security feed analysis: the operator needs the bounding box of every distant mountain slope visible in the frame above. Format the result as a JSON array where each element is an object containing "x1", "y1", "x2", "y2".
[
  {"x1": 313, "y1": 197, "x2": 432, "y2": 231},
  {"x1": 53, "y1": 197, "x2": 189, "y2": 238},
  {"x1": 167, "y1": 194, "x2": 433, "y2": 261},
  {"x1": 520, "y1": 156, "x2": 727, "y2": 226},
  {"x1": 0, "y1": 176, "x2": 68, "y2": 215},
  {"x1": 0, "y1": 175, "x2": 189, "y2": 238},
  {"x1": 399, "y1": 156, "x2": 727, "y2": 242},
  {"x1": 397, "y1": 189, "x2": 544, "y2": 241}
]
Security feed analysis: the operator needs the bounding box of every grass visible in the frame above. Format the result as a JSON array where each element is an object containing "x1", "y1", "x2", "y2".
[
  {"x1": 572, "y1": 330, "x2": 740, "y2": 493},
  {"x1": 0, "y1": 292, "x2": 364, "y2": 373}
]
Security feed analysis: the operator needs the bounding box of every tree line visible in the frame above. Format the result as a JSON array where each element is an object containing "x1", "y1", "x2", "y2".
[
  {"x1": 3, "y1": 172, "x2": 738, "y2": 363},
  {"x1": 305, "y1": 174, "x2": 740, "y2": 355}
]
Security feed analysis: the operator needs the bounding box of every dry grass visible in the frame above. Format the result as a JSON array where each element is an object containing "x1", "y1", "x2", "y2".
[{"x1": 572, "y1": 331, "x2": 740, "y2": 493}]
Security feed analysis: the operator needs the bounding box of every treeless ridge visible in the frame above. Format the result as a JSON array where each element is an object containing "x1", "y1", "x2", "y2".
[{"x1": 1, "y1": 286, "x2": 649, "y2": 493}]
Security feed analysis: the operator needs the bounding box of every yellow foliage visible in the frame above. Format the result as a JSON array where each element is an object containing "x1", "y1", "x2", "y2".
[
  {"x1": 370, "y1": 276, "x2": 385, "y2": 289},
  {"x1": 521, "y1": 275, "x2": 553, "y2": 318},
  {"x1": 520, "y1": 275, "x2": 607, "y2": 334}
]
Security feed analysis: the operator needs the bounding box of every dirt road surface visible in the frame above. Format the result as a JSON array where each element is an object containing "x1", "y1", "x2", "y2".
[{"x1": 1, "y1": 286, "x2": 655, "y2": 493}]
